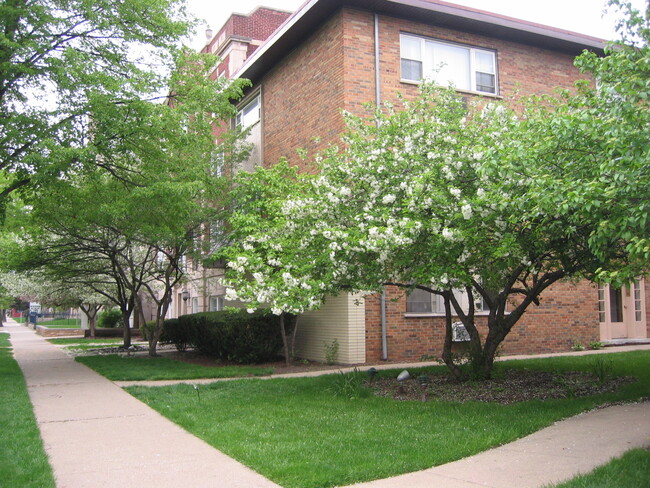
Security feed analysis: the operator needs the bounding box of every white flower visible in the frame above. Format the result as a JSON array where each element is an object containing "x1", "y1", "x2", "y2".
[
  {"x1": 382, "y1": 194, "x2": 396, "y2": 205},
  {"x1": 442, "y1": 228, "x2": 454, "y2": 240},
  {"x1": 225, "y1": 288, "x2": 238, "y2": 301},
  {"x1": 450, "y1": 188, "x2": 461, "y2": 199},
  {"x1": 246, "y1": 308, "x2": 256, "y2": 314},
  {"x1": 461, "y1": 204, "x2": 473, "y2": 220}
]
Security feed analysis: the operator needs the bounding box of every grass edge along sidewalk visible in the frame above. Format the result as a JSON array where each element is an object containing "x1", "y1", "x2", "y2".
[
  {"x1": 126, "y1": 350, "x2": 650, "y2": 488},
  {"x1": 76, "y1": 354, "x2": 274, "y2": 381},
  {"x1": 0, "y1": 332, "x2": 56, "y2": 488},
  {"x1": 546, "y1": 447, "x2": 650, "y2": 488}
]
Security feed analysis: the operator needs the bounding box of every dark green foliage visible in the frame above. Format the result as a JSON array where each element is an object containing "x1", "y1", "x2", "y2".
[
  {"x1": 97, "y1": 308, "x2": 124, "y2": 328},
  {"x1": 178, "y1": 309, "x2": 294, "y2": 363},
  {"x1": 142, "y1": 318, "x2": 188, "y2": 351}
]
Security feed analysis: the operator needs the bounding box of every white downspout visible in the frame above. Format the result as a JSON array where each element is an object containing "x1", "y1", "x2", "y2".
[{"x1": 375, "y1": 13, "x2": 388, "y2": 361}]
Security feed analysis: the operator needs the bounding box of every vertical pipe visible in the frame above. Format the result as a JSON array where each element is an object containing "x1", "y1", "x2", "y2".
[
  {"x1": 375, "y1": 13, "x2": 388, "y2": 361},
  {"x1": 381, "y1": 289, "x2": 388, "y2": 360}
]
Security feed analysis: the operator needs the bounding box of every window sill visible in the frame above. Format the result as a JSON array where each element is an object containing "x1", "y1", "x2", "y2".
[
  {"x1": 404, "y1": 312, "x2": 491, "y2": 318},
  {"x1": 399, "y1": 79, "x2": 502, "y2": 99}
]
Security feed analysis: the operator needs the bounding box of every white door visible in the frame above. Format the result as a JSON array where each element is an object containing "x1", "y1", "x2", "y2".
[{"x1": 599, "y1": 280, "x2": 647, "y2": 341}]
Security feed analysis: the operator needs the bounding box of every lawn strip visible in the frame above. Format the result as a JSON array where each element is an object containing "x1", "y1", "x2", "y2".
[
  {"x1": 126, "y1": 350, "x2": 650, "y2": 488},
  {"x1": 547, "y1": 448, "x2": 650, "y2": 488},
  {"x1": 76, "y1": 354, "x2": 274, "y2": 381},
  {"x1": 0, "y1": 333, "x2": 56, "y2": 487}
]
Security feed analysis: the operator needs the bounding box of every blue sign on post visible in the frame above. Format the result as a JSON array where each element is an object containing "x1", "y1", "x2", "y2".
[{"x1": 29, "y1": 311, "x2": 37, "y2": 325}]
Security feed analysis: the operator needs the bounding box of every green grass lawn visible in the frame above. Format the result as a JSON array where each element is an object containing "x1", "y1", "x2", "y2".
[
  {"x1": 126, "y1": 350, "x2": 650, "y2": 488},
  {"x1": 76, "y1": 354, "x2": 274, "y2": 380},
  {"x1": 548, "y1": 448, "x2": 650, "y2": 488},
  {"x1": 0, "y1": 333, "x2": 56, "y2": 487},
  {"x1": 47, "y1": 337, "x2": 127, "y2": 345}
]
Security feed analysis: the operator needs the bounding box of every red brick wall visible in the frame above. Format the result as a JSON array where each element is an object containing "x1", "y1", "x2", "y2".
[
  {"x1": 365, "y1": 281, "x2": 600, "y2": 363},
  {"x1": 261, "y1": 12, "x2": 346, "y2": 170},
  {"x1": 232, "y1": 8, "x2": 291, "y2": 42},
  {"x1": 341, "y1": 8, "x2": 588, "y2": 116}
]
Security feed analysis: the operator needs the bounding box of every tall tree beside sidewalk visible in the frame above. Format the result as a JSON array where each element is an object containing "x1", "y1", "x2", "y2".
[
  {"x1": 215, "y1": 161, "x2": 336, "y2": 365},
  {"x1": 8, "y1": 51, "x2": 250, "y2": 354},
  {"x1": 0, "y1": 0, "x2": 195, "y2": 218}
]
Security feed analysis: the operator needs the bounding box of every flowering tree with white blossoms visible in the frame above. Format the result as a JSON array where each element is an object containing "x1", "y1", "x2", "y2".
[
  {"x1": 216, "y1": 161, "x2": 338, "y2": 365},
  {"x1": 284, "y1": 82, "x2": 637, "y2": 380}
]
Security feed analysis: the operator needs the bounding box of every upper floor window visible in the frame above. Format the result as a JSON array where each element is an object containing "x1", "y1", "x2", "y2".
[
  {"x1": 235, "y1": 94, "x2": 260, "y2": 128},
  {"x1": 400, "y1": 33, "x2": 497, "y2": 95}
]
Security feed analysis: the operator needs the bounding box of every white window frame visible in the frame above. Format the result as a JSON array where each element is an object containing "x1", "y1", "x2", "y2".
[
  {"x1": 209, "y1": 295, "x2": 224, "y2": 312},
  {"x1": 235, "y1": 94, "x2": 260, "y2": 129},
  {"x1": 400, "y1": 33, "x2": 498, "y2": 95},
  {"x1": 406, "y1": 287, "x2": 497, "y2": 316}
]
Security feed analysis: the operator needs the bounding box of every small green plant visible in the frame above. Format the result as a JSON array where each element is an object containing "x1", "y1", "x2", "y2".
[
  {"x1": 97, "y1": 308, "x2": 124, "y2": 328},
  {"x1": 589, "y1": 341, "x2": 604, "y2": 350},
  {"x1": 590, "y1": 356, "x2": 614, "y2": 384},
  {"x1": 571, "y1": 342, "x2": 585, "y2": 352},
  {"x1": 328, "y1": 368, "x2": 368, "y2": 399},
  {"x1": 419, "y1": 354, "x2": 437, "y2": 362},
  {"x1": 324, "y1": 339, "x2": 339, "y2": 365}
]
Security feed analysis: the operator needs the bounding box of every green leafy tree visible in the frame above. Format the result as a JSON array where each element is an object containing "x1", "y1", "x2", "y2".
[
  {"x1": 0, "y1": 0, "x2": 207, "y2": 217},
  {"x1": 217, "y1": 161, "x2": 335, "y2": 365},
  {"x1": 7, "y1": 49, "x2": 250, "y2": 353}
]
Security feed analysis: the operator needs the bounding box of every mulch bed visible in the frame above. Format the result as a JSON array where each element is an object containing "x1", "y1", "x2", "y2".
[{"x1": 368, "y1": 369, "x2": 634, "y2": 404}]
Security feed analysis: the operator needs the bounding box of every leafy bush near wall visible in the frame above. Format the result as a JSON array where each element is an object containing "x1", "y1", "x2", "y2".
[
  {"x1": 141, "y1": 319, "x2": 188, "y2": 351},
  {"x1": 178, "y1": 309, "x2": 294, "y2": 363},
  {"x1": 97, "y1": 309, "x2": 124, "y2": 328}
]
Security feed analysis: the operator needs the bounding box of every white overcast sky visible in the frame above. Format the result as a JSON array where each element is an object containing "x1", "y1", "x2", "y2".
[{"x1": 185, "y1": 0, "x2": 646, "y2": 49}]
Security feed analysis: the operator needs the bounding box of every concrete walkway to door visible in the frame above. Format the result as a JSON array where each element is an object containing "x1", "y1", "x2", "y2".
[{"x1": 5, "y1": 318, "x2": 650, "y2": 488}]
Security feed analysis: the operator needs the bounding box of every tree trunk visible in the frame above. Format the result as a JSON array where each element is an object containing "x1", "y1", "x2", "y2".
[
  {"x1": 0, "y1": 309, "x2": 5, "y2": 326},
  {"x1": 279, "y1": 312, "x2": 290, "y2": 366},
  {"x1": 290, "y1": 315, "x2": 299, "y2": 360},
  {"x1": 121, "y1": 310, "x2": 132, "y2": 348},
  {"x1": 440, "y1": 293, "x2": 464, "y2": 381}
]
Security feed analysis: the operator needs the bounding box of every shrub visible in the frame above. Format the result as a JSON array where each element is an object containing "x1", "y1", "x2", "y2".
[
  {"x1": 97, "y1": 309, "x2": 124, "y2": 329},
  {"x1": 178, "y1": 309, "x2": 294, "y2": 363},
  {"x1": 141, "y1": 319, "x2": 188, "y2": 351}
]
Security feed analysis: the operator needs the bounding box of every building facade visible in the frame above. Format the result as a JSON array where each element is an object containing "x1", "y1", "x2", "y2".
[{"x1": 179, "y1": 0, "x2": 649, "y2": 364}]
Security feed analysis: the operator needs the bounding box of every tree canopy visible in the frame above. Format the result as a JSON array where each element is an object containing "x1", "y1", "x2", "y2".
[{"x1": 0, "y1": 0, "x2": 199, "y2": 216}]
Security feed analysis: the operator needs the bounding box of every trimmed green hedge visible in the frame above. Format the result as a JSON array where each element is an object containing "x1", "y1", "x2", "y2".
[
  {"x1": 142, "y1": 319, "x2": 186, "y2": 350},
  {"x1": 146, "y1": 310, "x2": 293, "y2": 363},
  {"x1": 178, "y1": 310, "x2": 294, "y2": 363}
]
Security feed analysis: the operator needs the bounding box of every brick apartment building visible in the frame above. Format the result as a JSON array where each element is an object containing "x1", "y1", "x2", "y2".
[{"x1": 176, "y1": 0, "x2": 649, "y2": 364}]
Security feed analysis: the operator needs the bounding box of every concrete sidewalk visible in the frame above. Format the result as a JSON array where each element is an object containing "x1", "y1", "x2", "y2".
[
  {"x1": 5, "y1": 320, "x2": 280, "y2": 488},
  {"x1": 5, "y1": 319, "x2": 650, "y2": 488}
]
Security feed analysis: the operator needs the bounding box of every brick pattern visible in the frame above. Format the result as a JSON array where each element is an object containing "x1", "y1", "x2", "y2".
[
  {"x1": 261, "y1": 12, "x2": 346, "y2": 170},
  {"x1": 365, "y1": 281, "x2": 601, "y2": 363}
]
